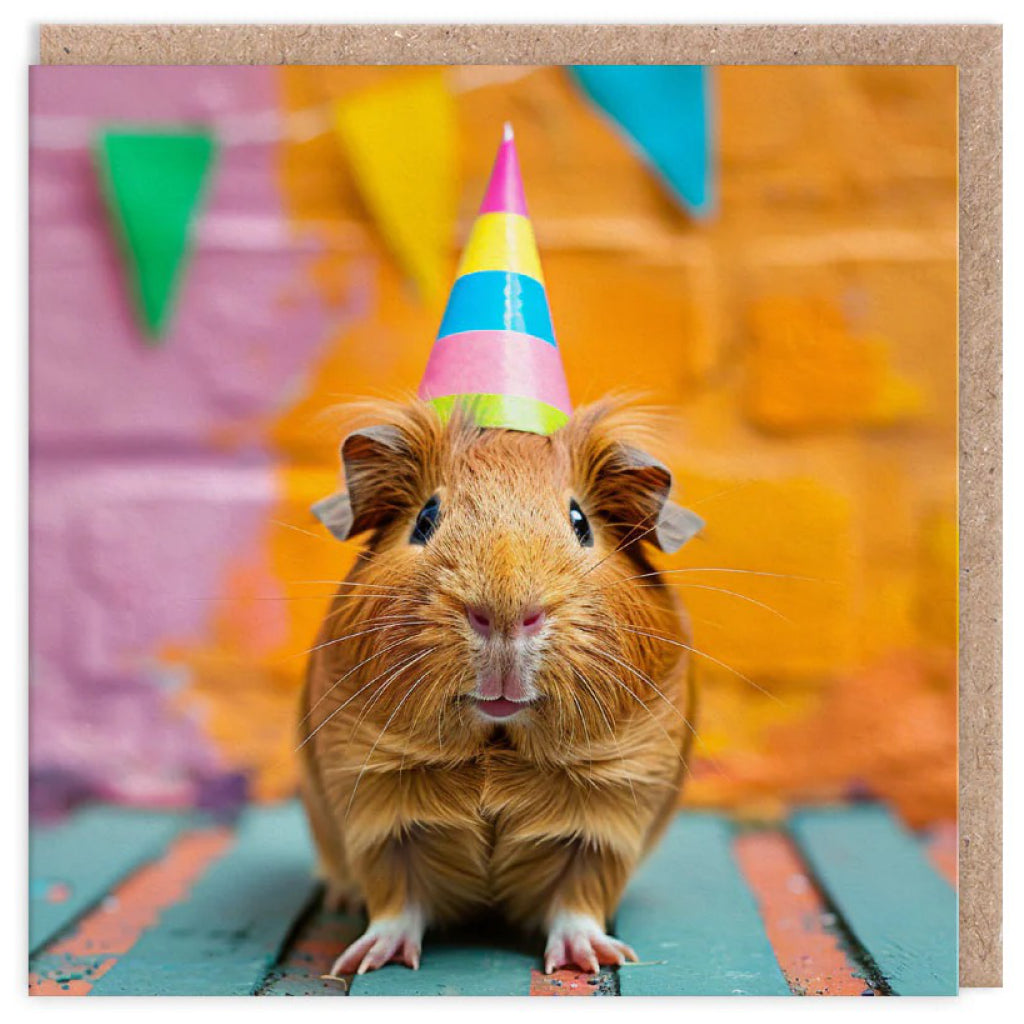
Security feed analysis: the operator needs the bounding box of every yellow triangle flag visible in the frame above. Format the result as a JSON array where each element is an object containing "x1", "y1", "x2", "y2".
[{"x1": 333, "y1": 72, "x2": 456, "y2": 305}]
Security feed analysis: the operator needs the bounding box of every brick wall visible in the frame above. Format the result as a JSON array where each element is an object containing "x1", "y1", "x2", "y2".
[{"x1": 30, "y1": 65, "x2": 957, "y2": 824}]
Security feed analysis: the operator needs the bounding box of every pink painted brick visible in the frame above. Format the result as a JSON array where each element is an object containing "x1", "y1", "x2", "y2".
[{"x1": 30, "y1": 460, "x2": 282, "y2": 799}]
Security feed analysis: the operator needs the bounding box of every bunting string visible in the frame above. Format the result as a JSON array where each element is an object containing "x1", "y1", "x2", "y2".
[
  {"x1": 29, "y1": 66, "x2": 541, "y2": 151},
  {"x1": 34, "y1": 64, "x2": 712, "y2": 342}
]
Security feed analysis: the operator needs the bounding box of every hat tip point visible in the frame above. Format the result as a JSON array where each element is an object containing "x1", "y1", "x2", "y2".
[{"x1": 503, "y1": 121, "x2": 514, "y2": 142}]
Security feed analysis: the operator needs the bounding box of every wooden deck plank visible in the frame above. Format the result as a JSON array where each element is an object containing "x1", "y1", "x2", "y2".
[
  {"x1": 615, "y1": 813, "x2": 791, "y2": 995},
  {"x1": 789, "y1": 806, "x2": 958, "y2": 996},
  {"x1": 264, "y1": 909, "x2": 568, "y2": 997},
  {"x1": 89, "y1": 801, "x2": 318, "y2": 995},
  {"x1": 733, "y1": 829, "x2": 876, "y2": 996},
  {"x1": 30, "y1": 806, "x2": 186, "y2": 954},
  {"x1": 350, "y1": 922, "x2": 538, "y2": 996},
  {"x1": 30, "y1": 827, "x2": 233, "y2": 995}
]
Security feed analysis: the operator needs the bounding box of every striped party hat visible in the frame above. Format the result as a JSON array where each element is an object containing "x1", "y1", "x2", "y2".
[{"x1": 418, "y1": 124, "x2": 572, "y2": 435}]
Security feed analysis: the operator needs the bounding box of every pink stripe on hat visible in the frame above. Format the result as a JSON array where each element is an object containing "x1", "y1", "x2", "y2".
[
  {"x1": 478, "y1": 123, "x2": 529, "y2": 217},
  {"x1": 418, "y1": 330, "x2": 572, "y2": 415}
]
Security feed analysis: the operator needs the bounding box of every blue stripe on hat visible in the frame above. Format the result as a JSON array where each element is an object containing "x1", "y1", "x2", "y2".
[{"x1": 436, "y1": 270, "x2": 556, "y2": 346}]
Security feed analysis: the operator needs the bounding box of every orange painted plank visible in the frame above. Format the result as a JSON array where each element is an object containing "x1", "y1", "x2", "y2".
[
  {"x1": 29, "y1": 827, "x2": 232, "y2": 996},
  {"x1": 530, "y1": 967, "x2": 614, "y2": 996},
  {"x1": 30, "y1": 806, "x2": 187, "y2": 952},
  {"x1": 259, "y1": 903, "x2": 363, "y2": 996},
  {"x1": 733, "y1": 830, "x2": 876, "y2": 996}
]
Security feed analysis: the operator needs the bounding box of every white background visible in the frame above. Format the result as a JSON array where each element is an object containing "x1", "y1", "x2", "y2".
[{"x1": 2, "y1": 2, "x2": 1017, "y2": 1019}]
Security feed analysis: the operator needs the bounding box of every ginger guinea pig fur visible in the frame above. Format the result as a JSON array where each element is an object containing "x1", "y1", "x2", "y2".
[{"x1": 299, "y1": 397, "x2": 703, "y2": 977}]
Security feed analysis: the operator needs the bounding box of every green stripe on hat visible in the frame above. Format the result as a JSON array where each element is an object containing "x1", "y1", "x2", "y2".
[{"x1": 428, "y1": 394, "x2": 569, "y2": 436}]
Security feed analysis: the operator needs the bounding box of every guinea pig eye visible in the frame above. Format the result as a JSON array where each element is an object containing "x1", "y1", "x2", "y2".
[
  {"x1": 569, "y1": 498, "x2": 593, "y2": 548},
  {"x1": 410, "y1": 495, "x2": 442, "y2": 545}
]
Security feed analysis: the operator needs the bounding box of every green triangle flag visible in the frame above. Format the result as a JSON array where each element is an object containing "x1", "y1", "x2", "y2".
[{"x1": 95, "y1": 130, "x2": 217, "y2": 341}]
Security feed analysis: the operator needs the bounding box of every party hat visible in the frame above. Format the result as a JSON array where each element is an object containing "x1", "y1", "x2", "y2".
[{"x1": 418, "y1": 124, "x2": 572, "y2": 435}]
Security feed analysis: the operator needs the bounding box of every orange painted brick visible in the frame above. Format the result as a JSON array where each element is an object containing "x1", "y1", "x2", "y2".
[
  {"x1": 744, "y1": 296, "x2": 922, "y2": 433},
  {"x1": 549, "y1": 249, "x2": 719, "y2": 403},
  {"x1": 687, "y1": 652, "x2": 957, "y2": 826},
  {"x1": 846, "y1": 258, "x2": 957, "y2": 441},
  {"x1": 917, "y1": 505, "x2": 958, "y2": 649},
  {"x1": 716, "y1": 66, "x2": 956, "y2": 231},
  {"x1": 668, "y1": 471, "x2": 855, "y2": 678}
]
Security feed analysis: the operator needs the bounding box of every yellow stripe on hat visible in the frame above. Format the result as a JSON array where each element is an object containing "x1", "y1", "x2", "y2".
[{"x1": 455, "y1": 212, "x2": 544, "y2": 284}]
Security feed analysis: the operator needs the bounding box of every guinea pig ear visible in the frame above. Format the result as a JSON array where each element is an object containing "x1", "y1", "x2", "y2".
[
  {"x1": 654, "y1": 501, "x2": 705, "y2": 554},
  {"x1": 311, "y1": 424, "x2": 409, "y2": 541},
  {"x1": 311, "y1": 492, "x2": 354, "y2": 542},
  {"x1": 609, "y1": 445, "x2": 705, "y2": 554}
]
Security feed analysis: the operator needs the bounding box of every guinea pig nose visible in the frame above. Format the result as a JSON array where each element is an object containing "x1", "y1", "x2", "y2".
[
  {"x1": 466, "y1": 605, "x2": 493, "y2": 638},
  {"x1": 518, "y1": 607, "x2": 547, "y2": 637}
]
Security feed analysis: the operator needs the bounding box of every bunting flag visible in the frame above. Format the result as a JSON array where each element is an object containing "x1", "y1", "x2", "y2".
[
  {"x1": 94, "y1": 130, "x2": 217, "y2": 340},
  {"x1": 418, "y1": 124, "x2": 572, "y2": 436},
  {"x1": 333, "y1": 72, "x2": 457, "y2": 306},
  {"x1": 570, "y1": 65, "x2": 714, "y2": 218}
]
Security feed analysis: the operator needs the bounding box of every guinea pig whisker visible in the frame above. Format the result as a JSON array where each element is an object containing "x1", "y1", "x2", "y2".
[
  {"x1": 347, "y1": 647, "x2": 438, "y2": 742},
  {"x1": 631, "y1": 582, "x2": 792, "y2": 623},
  {"x1": 585, "y1": 646, "x2": 702, "y2": 748},
  {"x1": 298, "y1": 633, "x2": 423, "y2": 732},
  {"x1": 288, "y1": 617, "x2": 430, "y2": 661},
  {"x1": 569, "y1": 666, "x2": 615, "y2": 739},
  {"x1": 619, "y1": 625, "x2": 785, "y2": 707},
  {"x1": 566, "y1": 689, "x2": 597, "y2": 791},
  {"x1": 606, "y1": 564, "x2": 819, "y2": 603},
  {"x1": 296, "y1": 647, "x2": 434, "y2": 752},
  {"x1": 286, "y1": 579, "x2": 405, "y2": 592},
  {"x1": 569, "y1": 667, "x2": 630, "y2": 803},
  {"x1": 584, "y1": 647, "x2": 728, "y2": 778},
  {"x1": 320, "y1": 600, "x2": 420, "y2": 627},
  {"x1": 271, "y1": 519, "x2": 329, "y2": 541},
  {"x1": 188, "y1": 594, "x2": 333, "y2": 603},
  {"x1": 434, "y1": 690, "x2": 453, "y2": 755},
  {"x1": 682, "y1": 614, "x2": 726, "y2": 633},
  {"x1": 344, "y1": 672, "x2": 431, "y2": 824},
  {"x1": 298, "y1": 649, "x2": 430, "y2": 754},
  {"x1": 571, "y1": 666, "x2": 649, "y2": 812},
  {"x1": 578, "y1": 520, "x2": 660, "y2": 581},
  {"x1": 406, "y1": 678, "x2": 445, "y2": 744},
  {"x1": 579, "y1": 655, "x2": 692, "y2": 777},
  {"x1": 187, "y1": 590, "x2": 404, "y2": 605},
  {"x1": 600, "y1": 570, "x2": 792, "y2": 622},
  {"x1": 662, "y1": 567, "x2": 826, "y2": 583}
]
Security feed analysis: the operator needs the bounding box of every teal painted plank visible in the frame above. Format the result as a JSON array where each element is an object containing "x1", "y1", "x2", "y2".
[
  {"x1": 789, "y1": 806, "x2": 958, "y2": 996},
  {"x1": 615, "y1": 813, "x2": 790, "y2": 995},
  {"x1": 351, "y1": 924, "x2": 537, "y2": 996},
  {"x1": 30, "y1": 806, "x2": 186, "y2": 953},
  {"x1": 90, "y1": 801, "x2": 319, "y2": 995}
]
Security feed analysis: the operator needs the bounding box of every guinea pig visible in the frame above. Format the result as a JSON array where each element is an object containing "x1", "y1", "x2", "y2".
[{"x1": 298, "y1": 396, "x2": 703, "y2": 977}]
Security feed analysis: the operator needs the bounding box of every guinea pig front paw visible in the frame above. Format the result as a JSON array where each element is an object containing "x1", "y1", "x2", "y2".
[
  {"x1": 330, "y1": 907, "x2": 425, "y2": 975},
  {"x1": 543, "y1": 910, "x2": 638, "y2": 975}
]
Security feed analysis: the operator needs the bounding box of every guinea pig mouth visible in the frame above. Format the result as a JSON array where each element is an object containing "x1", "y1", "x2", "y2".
[{"x1": 472, "y1": 697, "x2": 535, "y2": 721}]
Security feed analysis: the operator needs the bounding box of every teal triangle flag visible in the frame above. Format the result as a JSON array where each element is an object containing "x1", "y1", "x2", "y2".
[
  {"x1": 570, "y1": 66, "x2": 713, "y2": 218},
  {"x1": 95, "y1": 130, "x2": 217, "y2": 340}
]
